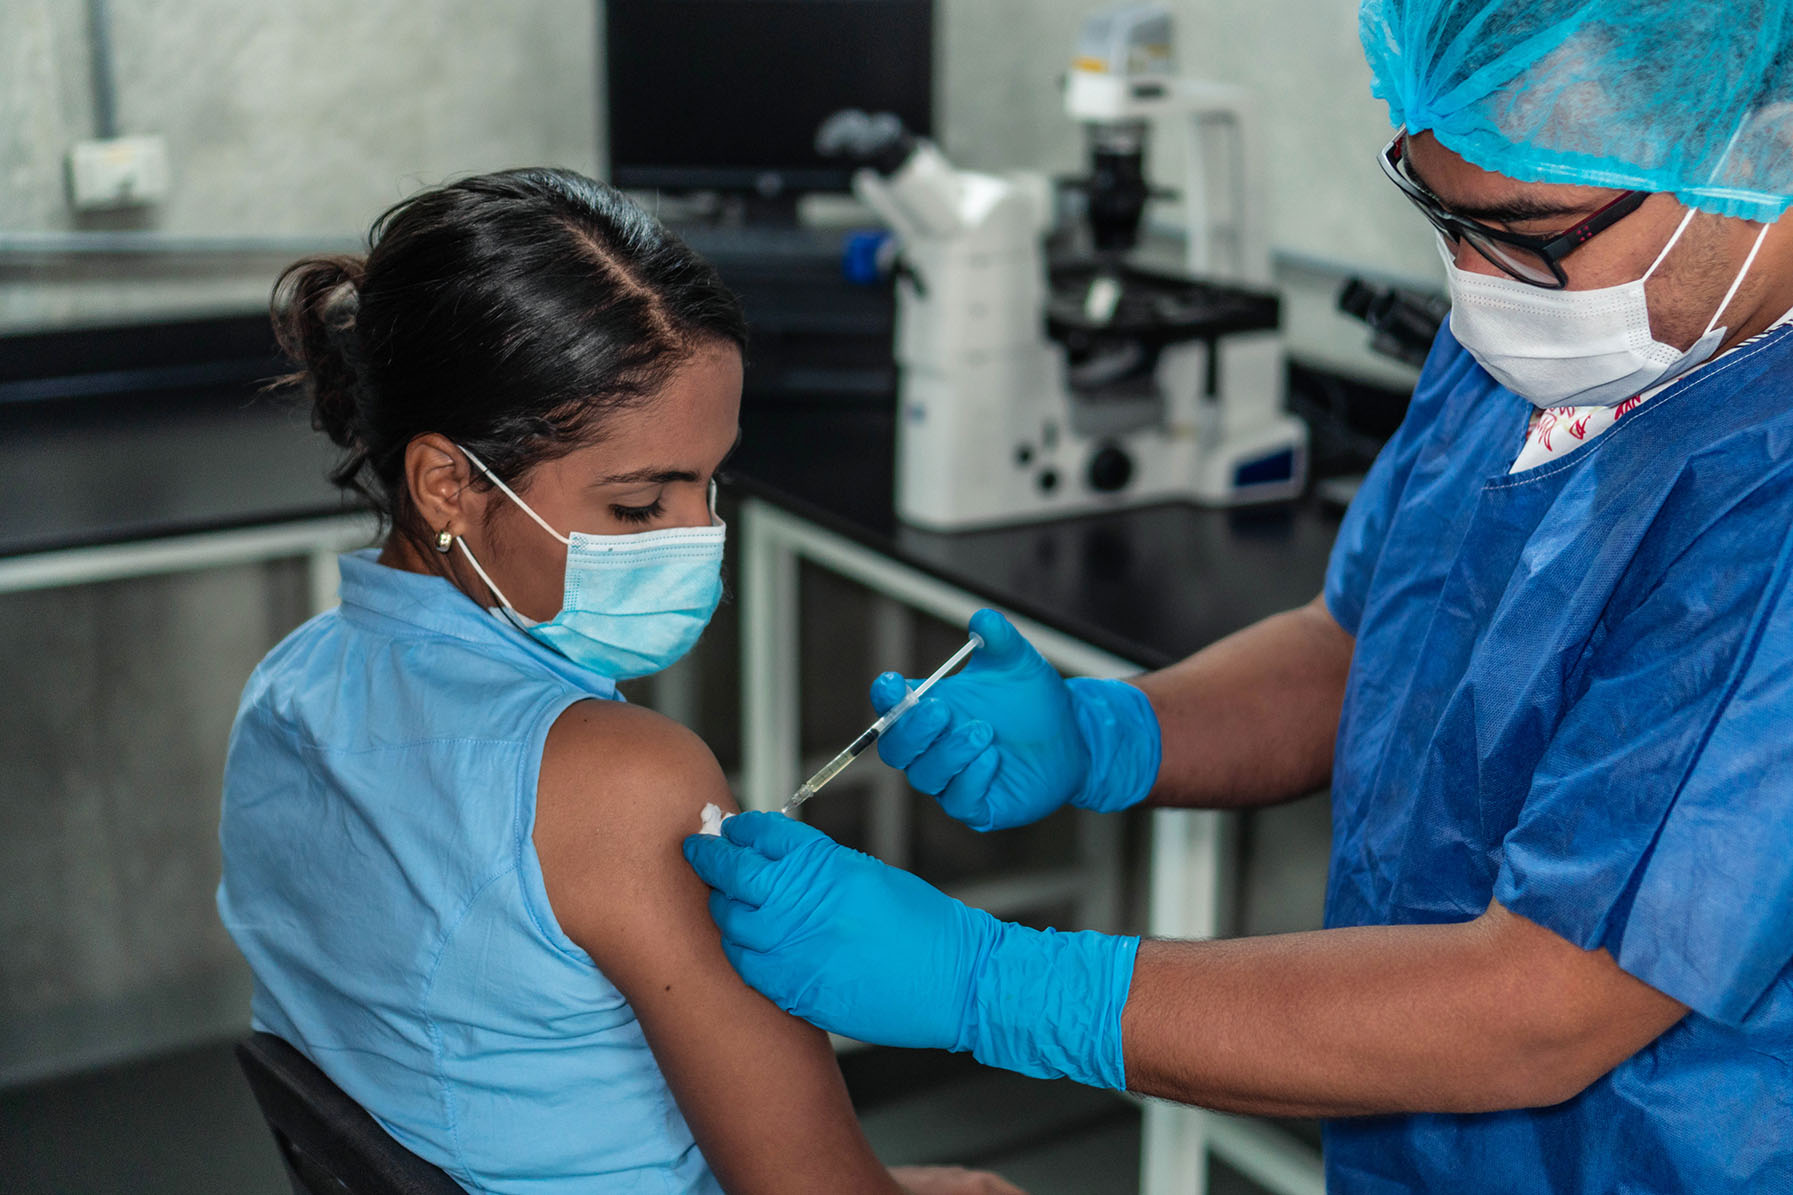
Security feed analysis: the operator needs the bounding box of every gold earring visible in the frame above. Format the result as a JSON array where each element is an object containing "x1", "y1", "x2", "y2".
[{"x1": 434, "y1": 528, "x2": 454, "y2": 552}]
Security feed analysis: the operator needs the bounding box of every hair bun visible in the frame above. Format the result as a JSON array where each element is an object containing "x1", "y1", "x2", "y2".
[{"x1": 270, "y1": 255, "x2": 369, "y2": 454}]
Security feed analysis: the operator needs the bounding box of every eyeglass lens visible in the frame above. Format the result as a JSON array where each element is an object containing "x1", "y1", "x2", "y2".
[
  {"x1": 1393, "y1": 146, "x2": 1559, "y2": 286},
  {"x1": 1455, "y1": 228, "x2": 1558, "y2": 285}
]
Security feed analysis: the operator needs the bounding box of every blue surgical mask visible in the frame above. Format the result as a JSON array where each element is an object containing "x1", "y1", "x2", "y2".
[{"x1": 451, "y1": 445, "x2": 726, "y2": 680}]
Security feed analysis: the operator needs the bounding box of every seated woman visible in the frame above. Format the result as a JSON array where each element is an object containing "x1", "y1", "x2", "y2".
[{"x1": 217, "y1": 169, "x2": 1019, "y2": 1195}]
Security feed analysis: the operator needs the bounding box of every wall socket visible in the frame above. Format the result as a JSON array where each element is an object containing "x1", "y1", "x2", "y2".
[{"x1": 67, "y1": 135, "x2": 171, "y2": 211}]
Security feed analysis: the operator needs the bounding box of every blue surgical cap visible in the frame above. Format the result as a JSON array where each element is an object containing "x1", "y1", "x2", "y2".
[{"x1": 1360, "y1": 0, "x2": 1793, "y2": 220}]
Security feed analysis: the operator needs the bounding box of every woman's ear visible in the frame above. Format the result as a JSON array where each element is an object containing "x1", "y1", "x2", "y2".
[{"x1": 404, "y1": 433, "x2": 481, "y2": 538}]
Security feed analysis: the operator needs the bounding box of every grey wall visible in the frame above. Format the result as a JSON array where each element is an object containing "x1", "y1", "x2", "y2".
[
  {"x1": 1, "y1": 0, "x2": 601, "y2": 330},
  {"x1": 3, "y1": 0, "x2": 1434, "y2": 381}
]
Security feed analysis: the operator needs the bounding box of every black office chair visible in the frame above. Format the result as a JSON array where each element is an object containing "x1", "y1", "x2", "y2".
[{"x1": 235, "y1": 1032, "x2": 467, "y2": 1195}]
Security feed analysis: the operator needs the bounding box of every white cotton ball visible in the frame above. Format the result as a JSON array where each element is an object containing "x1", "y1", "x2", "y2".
[{"x1": 698, "y1": 803, "x2": 732, "y2": 837}]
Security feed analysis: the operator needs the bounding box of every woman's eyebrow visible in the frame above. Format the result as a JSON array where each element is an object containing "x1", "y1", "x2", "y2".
[
  {"x1": 592, "y1": 431, "x2": 742, "y2": 487},
  {"x1": 592, "y1": 467, "x2": 700, "y2": 487}
]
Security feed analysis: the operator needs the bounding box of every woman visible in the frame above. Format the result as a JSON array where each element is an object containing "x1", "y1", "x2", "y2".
[{"x1": 217, "y1": 169, "x2": 1019, "y2": 1195}]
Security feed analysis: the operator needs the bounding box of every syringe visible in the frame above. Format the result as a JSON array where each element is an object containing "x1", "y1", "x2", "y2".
[{"x1": 781, "y1": 632, "x2": 984, "y2": 816}]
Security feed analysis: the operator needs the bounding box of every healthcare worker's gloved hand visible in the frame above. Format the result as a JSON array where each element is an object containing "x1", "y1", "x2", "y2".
[
  {"x1": 870, "y1": 608, "x2": 1162, "y2": 831},
  {"x1": 683, "y1": 812, "x2": 1138, "y2": 1090}
]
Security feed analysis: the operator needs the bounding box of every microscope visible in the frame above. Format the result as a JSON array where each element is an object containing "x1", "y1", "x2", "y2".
[{"x1": 820, "y1": 2, "x2": 1306, "y2": 531}]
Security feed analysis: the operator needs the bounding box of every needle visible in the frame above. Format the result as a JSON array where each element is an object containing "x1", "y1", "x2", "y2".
[{"x1": 781, "y1": 633, "x2": 984, "y2": 815}]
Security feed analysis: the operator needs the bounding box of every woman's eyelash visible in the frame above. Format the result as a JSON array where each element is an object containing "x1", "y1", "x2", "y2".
[{"x1": 611, "y1": 499, "x2": 664, "y2": 524}]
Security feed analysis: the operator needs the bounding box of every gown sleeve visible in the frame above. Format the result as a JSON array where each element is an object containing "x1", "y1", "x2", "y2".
[
  {"x1": 1494, "y1": 460, "x2": 1793, "y2": 1025},
  {"x1": 1324, "y1": 327, "x2": 1478, "y2": 636}
]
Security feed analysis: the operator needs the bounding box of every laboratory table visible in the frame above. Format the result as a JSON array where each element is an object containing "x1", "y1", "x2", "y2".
[
  {"x1": 0, "y1": 322, "x2": 1338, "y2": 1195},
  {"x1": 726, "y1": 405, "x2": 1338, "y2": 671}
]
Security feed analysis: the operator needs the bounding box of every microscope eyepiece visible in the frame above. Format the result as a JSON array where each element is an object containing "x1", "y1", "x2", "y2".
[{"x1": 815, "y1": 109, "x2": 917, "y2": 176}]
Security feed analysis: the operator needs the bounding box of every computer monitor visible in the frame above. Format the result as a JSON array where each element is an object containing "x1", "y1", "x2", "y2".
[{"x1": 604, "y1": 0, "x2": 934, "y2": 203}]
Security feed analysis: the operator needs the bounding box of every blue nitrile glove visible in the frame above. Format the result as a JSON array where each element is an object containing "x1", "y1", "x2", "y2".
[
  {"x1": 683, "y1": 811, "x2": 1138, "y2": 1090},
  {"x1": 870, "y1": 608, "x2": 1162, "y2": 831}
]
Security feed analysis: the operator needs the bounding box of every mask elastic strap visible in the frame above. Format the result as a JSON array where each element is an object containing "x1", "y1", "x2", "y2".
[
  {"x1": 452, "y1": 536, "x2": 528, "y2": 626},
  {"x1": 1701, "y1": 218, "x2": 1774, "y2": 339},
  {"x1": 1642, "y1": 207, "x2": 1701, "y2": 283},
  {"x1": 457, "y1": 444, "x2": 571, "y2": 546}
]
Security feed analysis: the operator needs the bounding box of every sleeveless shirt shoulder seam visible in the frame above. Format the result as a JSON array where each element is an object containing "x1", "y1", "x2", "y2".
[{"x1": 510, "y1": 688, "x2": 602, "y2": 967}]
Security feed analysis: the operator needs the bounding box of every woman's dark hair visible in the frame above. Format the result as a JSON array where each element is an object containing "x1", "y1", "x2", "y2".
[{"x1": 271, "y1": 168, "x2": 747, "y2": 538}]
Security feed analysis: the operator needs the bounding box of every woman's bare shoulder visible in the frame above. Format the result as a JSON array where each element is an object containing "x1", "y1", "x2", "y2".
[
  {"x1": 532, "y1": 699, "x2": 736, "y2": 957},
  {"x1": 535, "y1": 700, "x2": 908, "y2": 1194},
  {"x1": 541, "y1": 700, "x2": 732, "y2": 833}
]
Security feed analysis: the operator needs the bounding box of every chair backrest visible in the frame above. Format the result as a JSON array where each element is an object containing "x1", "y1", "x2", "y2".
[{"x1": 234, "y1": 1032, "x2": 467, "y2": 1195}]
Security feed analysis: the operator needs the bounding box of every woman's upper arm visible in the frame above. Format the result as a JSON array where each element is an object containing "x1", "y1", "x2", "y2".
[{"x1": 534, "y1": 700, "x2": 900, "y2": 1195}]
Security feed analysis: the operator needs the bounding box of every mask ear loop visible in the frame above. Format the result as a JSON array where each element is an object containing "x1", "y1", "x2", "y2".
[
  {"x1": 453, "y1": 536, "x2": 531, "y2": 630},
  {"x1": 1699, "y1": 218, "x2": 1773, "y2": 340},
  {"x1": 1641, "y1": 206, "x2": 1700, "y2": 283},
  {"x1": 457, "y1": 444, "x2": 571, "y2": 546},
  {"x1": 448, "y1": 443, "x2": 569, "y2": 629},
  {"x1": 1642, "y1": 206, "x2": 1773, "y2": 342}
]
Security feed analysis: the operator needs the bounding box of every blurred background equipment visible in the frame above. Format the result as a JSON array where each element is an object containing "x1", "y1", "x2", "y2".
[
  {"x1": 1311, "y1": 276, "x2": 1447, "y2": 507},
  {"x1": 824, "y1": 2, "x2": 1307, "y2": 530},
  {"x1": 605, "y1": 0, "x2": 935, "y2": 223},
  {"x1": 1336, "y1": 277, "x2": 1448, "y2": 370}
]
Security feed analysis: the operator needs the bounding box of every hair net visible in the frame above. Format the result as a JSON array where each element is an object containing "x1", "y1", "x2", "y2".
[{"x1": 1360, "y1": 0, "x2": 1793, "y2": 220}]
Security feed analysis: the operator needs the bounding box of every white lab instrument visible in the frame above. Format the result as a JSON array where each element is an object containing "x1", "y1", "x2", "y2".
[
  {"x1": 782, "y1": 633, "x2": 984, "y2": 815},
  {"x1": 821, "y1": 2, "x2": 1306, "y2": 530}
]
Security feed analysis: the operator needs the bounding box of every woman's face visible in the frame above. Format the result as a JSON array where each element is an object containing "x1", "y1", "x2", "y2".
[{"x1": 451, "y1": 341, "x2": 743, "y2": 622}]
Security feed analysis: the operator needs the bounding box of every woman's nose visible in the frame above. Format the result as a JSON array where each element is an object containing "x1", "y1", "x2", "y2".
[{"x1": 674, "y1": 483, "x2": 717, "y2": 527}]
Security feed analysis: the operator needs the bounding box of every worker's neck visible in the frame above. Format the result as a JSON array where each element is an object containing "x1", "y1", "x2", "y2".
[{"x1": 1717, "y1": 223, "x2": 1793, "y2": 353}]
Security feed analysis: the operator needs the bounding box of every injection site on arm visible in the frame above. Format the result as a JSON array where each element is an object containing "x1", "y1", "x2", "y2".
[{"x1": 699, "y1": 802, "x2": 731, "y2": 837}]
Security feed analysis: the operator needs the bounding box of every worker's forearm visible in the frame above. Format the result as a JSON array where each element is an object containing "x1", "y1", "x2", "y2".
[
  {"x1": 1119, "y1": 907, "x2": 1683, "y2": 1118},
  {"x1": 1134, "y1": 596, "x2": 1351, "y2": 809}
]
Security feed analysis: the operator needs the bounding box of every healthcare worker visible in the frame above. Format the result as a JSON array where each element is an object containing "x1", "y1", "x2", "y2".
[{"x1": 686, "y1": 1, "x2": 1793, "y2": 1190}]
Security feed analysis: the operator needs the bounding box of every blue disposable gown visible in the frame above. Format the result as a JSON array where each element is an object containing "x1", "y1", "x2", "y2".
[{"x1": 1323, "y1": 325, "x2": 1793, "y2": 1192}]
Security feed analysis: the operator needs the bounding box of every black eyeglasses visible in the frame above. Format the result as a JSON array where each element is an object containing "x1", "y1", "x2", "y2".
[{"x1": 1380, "y1": 128, "x2": 1649, "y2": 289}]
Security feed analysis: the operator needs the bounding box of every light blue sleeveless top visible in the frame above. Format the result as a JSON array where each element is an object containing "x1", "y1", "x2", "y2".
[{"x1": 218, "y1": 550, "x2": 722, "y2": 1194}]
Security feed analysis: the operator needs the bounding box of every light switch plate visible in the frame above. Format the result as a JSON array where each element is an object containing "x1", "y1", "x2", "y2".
[{"x1": 67, "y1": 135, "x2": 171, "y2": 211}]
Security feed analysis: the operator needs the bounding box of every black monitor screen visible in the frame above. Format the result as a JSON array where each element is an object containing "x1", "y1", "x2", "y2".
[{"x1": 605, "y1": 0, "x2": 934, "y2": 195}]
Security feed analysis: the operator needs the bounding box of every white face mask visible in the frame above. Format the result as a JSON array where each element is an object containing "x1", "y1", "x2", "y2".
[{"x1": 1444, "y1": 210, "x2": 1772, "y2": 409}]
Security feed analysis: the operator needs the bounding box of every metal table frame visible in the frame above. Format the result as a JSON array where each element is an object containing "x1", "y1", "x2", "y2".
[
  {"x1": 0, "y1": 516, "x2": 371, "y2": 610},
  {"x1": 737, "y1": 496, "x2": 1322, "y2": 1195}
]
